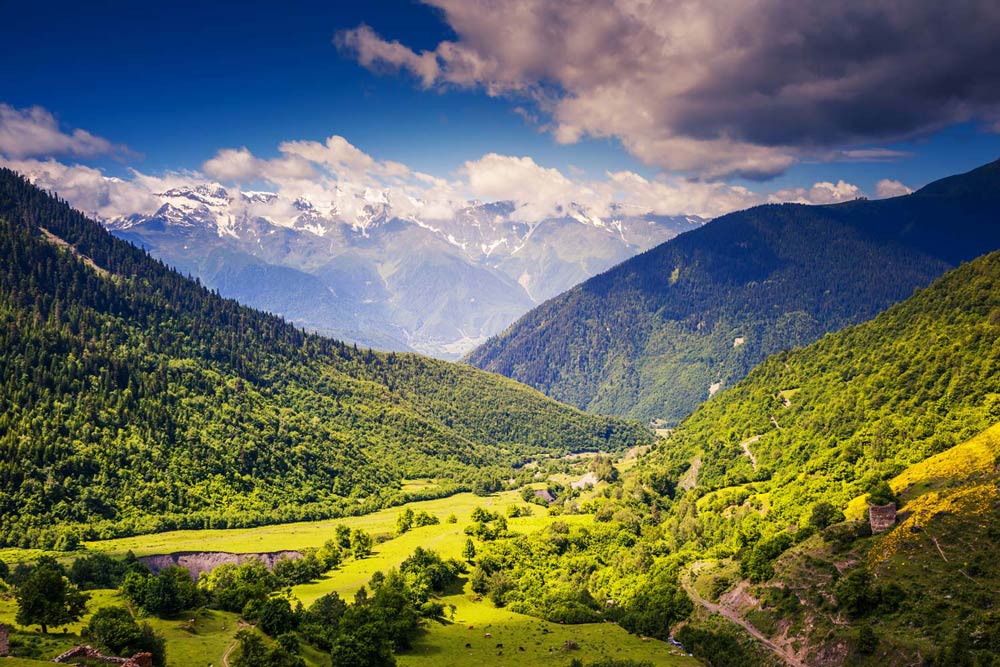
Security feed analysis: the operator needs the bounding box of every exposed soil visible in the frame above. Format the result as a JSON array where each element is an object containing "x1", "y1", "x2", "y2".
[{"x1": 138, "y1": 550, "x2": 303, "y2": 579}]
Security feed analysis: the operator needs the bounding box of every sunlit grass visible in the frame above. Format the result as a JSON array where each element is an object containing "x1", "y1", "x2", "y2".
[
  {"x1": 845, "y1": 422, "x2": 1000, "y2": 521},
  {"x1": 0, "y1": 483, "x2": 689, "y2": 667}
]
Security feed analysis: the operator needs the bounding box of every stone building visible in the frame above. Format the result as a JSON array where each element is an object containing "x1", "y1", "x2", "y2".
[{"x1": 869, "y1": 502, "x2": 898, "y2": 533}]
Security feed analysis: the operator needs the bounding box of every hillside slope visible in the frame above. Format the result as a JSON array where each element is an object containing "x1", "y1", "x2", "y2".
[
  {"x1": 0, "y1": 169, "x2": 650, "y2": 548},
  {"x1": 638, "y1": 250, "x2": 1000, "y2": 664},
  {"x1": 468, "y1": 159, "x2": 1000, "y2": 423},
  {"x1": 702, "y1": 424, "x2": 1000, "y2": 666},
  {"x1": 663, "y1": 248, "x2": 1000, "y2": 517}
]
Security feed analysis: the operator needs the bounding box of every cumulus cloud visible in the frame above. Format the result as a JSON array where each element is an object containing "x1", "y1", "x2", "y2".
[
  {"x1": 337, "y1": 0, "x2": 1000, "y2": 179},
  {"x1": 458, "y1": 154, "x2": 864, "y2": 220},
  {"x1": 769, "y1": 181, "x2": 864, "y2": 206},
  {"x1": 3, "y1": 158, "x2": 160, "y2": 219},
  {"x1": 279, "y1": 135, "x2": 410, "y2": 181},
  {"x1": 202, "y1": 147, "x2": 316, "y2": 182},
  {"x1": 875, "y1": 179, "x2": 914, "y2": 199},
  {"x1": 0, "y1": 104, "x2": 130, "y2": 160},
  {"x1": 4, "y1": 129, "x2": 870, "y2": 225},
  {"x1": 461, "y1": 154, "x2": 590, "y2": 221}
]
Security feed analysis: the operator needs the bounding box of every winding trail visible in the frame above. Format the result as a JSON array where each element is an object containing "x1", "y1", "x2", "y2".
[
  {"x1": 222, "y1": 637, "x2": 237, "y2": 667},
  {"x1": 739, "y1": 435, "x2": 761, "y2": 471},
  {"x1": 681, "y1": 566, "x2": 807, "y2": 667},
  {"x1": 222, "y1": 621, "x2": 252, "y2": 667}
]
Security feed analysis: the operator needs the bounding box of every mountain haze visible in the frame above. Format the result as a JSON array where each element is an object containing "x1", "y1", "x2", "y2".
[
  {"x1": 106, "y1": 185, "x2": 702, "y2": 357},
  {"x1": 468, "y1": 159, "x2": 1000, "y2": 423}
]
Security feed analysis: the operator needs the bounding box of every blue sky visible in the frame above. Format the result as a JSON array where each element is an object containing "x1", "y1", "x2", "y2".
[
  {"x1": 1, "y1": 0, "x2": 649, "y2": 179},
  {"x1": 2, "y1": 0, "x2": 1000, "y2": 217}
]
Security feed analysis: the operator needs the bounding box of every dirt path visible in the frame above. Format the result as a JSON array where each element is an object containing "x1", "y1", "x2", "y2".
[
  {"x1": 682, "y1": 567, "x2": 807, "y2": 667},
  {"x1": 222, "y1": 636, "x2": 237, "y2": 667},
  {"x1": 739, "y1": 435, "x2": 761, "y2": 471},
  {"x1": 222, "y1": 621, "x2": 252, "y2": 667},
  {"x1": 38, "y1": 226, "x2": 110, "y2": 277}
]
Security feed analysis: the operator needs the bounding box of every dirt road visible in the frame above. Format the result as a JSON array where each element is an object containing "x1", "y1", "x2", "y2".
[{"x1": 681, "y1": 567, "x2": 807, "y2": 667}]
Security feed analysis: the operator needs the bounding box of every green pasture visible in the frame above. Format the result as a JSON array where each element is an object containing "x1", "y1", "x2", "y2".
[{"x1": 0, "y1": 483, "x2": 700, "y2": 666}]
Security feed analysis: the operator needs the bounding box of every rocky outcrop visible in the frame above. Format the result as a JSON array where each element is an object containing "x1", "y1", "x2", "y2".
[
  {"x1": 138, "y1": 550, "x2": 302, "y2": 579},
  {"x1": 53, "y1": 645, "x2": 152, "y2": 666}
]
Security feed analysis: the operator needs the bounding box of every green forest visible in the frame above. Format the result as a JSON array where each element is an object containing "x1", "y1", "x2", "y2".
[
  {"x1": 468, "y1": 159, "x2": 1000, "y2": 423},
  {"x1": 0, "y1": 169, "x2": 649, "y2": 549},
  {"x1": 447, "y1": 248, "x2": 1000, "y2": 665},
  {"x1": 3, "y1": 165, "x2": 1000, "y2": 666}
]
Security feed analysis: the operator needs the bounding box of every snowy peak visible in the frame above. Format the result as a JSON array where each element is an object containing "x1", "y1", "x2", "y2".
[{"x1": 100, "y1": 184, "x2": 706, "y2": 358}]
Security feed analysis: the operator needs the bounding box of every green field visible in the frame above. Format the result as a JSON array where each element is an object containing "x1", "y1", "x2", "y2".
[
  {"x1": 397, "y1": 592, "x2": 696, "y2": 667},
  {"x1": 0, "y1": 589, "x2": 242, "y2": 667},
  {"x1": 0, "y1": 489, "x2": 699, "y2": 666}
]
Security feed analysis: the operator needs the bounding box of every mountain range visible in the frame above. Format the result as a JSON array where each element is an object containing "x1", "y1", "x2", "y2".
[
  {"x1": 468, "y1": 159, "x2": 1000, "y2": 424},
  {"x1": 105, "y1": 185, "x2": 702, "y2": 357}
]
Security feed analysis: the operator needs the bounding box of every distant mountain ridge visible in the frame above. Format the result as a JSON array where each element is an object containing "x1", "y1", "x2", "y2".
[
  {"x1": 467, "y1": 159, "x2": 1000, "y2": 423},
  {"x1": 104, "y1": 184, "x2": 702, "y2": 357}
]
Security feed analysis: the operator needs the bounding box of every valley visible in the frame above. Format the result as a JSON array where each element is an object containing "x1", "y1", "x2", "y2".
[
  {"x1": 469, "y1": 160, "x2": 1000, "y2": 424},
  {"x1": 2, "y1": 75, "x2": 1000, "y2": 667},
  {"x1": 0, "y1": 486, "x2": 699, "y2": 667}
]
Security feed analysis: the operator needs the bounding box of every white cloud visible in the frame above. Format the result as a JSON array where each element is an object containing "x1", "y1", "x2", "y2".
[
  {"x1": 278, "y1": 135, "x2": 410, "y2": 181},
  {"x1": 337, "y1": 0, "x2": 1000, "y2": 179},
  {"x1": 461, "y1": 153, "x2": 590, "y2": 221},
  {"x1": 335, "y1": 24, "x2": 441, "y2": 87},
  {"x1": 768, "y1": 180, "x2": 864, "y2": 206},
  {"x1": 0, "y1": 104, "x2": 129, "y2": 160},
  {"x1": 458, "y1": 154, "x2": 865, "y2": 220},
  {"x1": 202, "y1": 147, "x2": 315, "y2": 183},
  {"x1": 3, "y1": 158, "x2": 159, "y2": 219},
  {"x1": 3, "y1": 125, "x2": 868, "y2": 225},
  {"x1": 875, "y1": 179, "x2": 914, "y2": 199}
]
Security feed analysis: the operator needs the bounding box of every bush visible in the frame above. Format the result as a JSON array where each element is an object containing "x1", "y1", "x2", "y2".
[
  {"x1": 616, "y1": 577, "x2": 693, "y2": 639},
  {"x1": 867, "y1": 480, "x2": 897, "y2": 507},
  {"x1": 69, "y1": 553, "x2": 143, "y2": 590},
  {"x1": 856, "y1": 624, "x2": 879, "y2": 655},
  {"x1": 809, "y1": 502, "x2": 845, "y2": 530},
  {"x1": 84, "y1": 606, "x2": 167, "y2": 667},
  {"x1": 258, "y1": 597, "x2": 297, "y2": 637},
  {"x1": 199, "y1": 560, "x2": 275, "y2": 613},
  {"x1": 740, "y1": 532, "x2": 794, "y2": 583},
  {"x1": 121, "y1": 566, "x2": 200, "y2": 618},
  {"x1": 834, "y1": 569, "x2": 880, "y2": 618}
]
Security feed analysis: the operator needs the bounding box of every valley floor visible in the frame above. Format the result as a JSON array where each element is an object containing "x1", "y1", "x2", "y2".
[{"x1": 0, "y1": 490, "x2": 699, "y2": 667}]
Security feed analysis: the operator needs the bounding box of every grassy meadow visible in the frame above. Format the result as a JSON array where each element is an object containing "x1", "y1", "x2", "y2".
[{"x1": 0, "y1": 480, "x2": 699, "y2": 667}]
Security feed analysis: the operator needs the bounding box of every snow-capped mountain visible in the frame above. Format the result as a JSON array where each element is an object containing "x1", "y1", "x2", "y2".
[{"x1": 106, "y1": 185, "x2": 704, "y2": 357}]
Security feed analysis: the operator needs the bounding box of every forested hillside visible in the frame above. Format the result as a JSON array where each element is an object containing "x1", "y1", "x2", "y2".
[
  {"x1": 468, "y1": 159, "x2": 1000, "y2": 423},
  {"x1": 0, "y1": 169, "x2": 650, "y2": 548},
  {"x1": 661, "y1": 248, "x2": 1000, "y2": 525},
  {"x1": 455, "y1": 249, "x2": 1000, "y2": 666}
]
